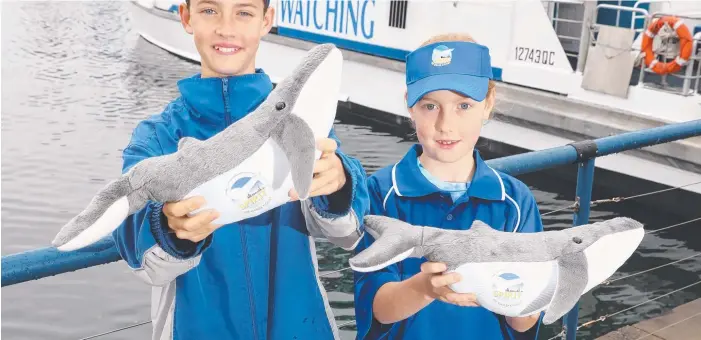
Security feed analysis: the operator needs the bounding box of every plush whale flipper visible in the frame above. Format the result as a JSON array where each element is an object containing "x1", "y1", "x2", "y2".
[
  {"x1": 542, "y1": 252, "x2": 588, "y2": 324},
  {"x1": 52, "y1": 43, "x2": 343, "y2": 252},
  {"x1": 349, "y1": 215, "x2": 644, "y2": 324},
  {"x1": 270, "y1": 114, "x2": 316, "y2": 200},
  {"x1": 177, "y1": 136, "x2": 201, "y2": 150},
  {"x1": 348, "y1": 215, "x2": 424, "y2": 272},
  {"x1": 52, "y1": 175, "x2": 146, "y2": 251}
]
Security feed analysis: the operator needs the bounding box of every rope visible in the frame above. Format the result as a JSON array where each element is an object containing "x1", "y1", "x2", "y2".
[
  {"x1": 577, "y1": 279, "x2": 701, "y2": 330},
  {"x1": 547, "y1": 278, "x2": 701, "y2": 340},
  {"x1": 77, "y1": 321, "x2": 151, "y2": 340},
  {"x1": 80, "y1": 317, "x2": 359, "y2": 340},
  {"x1": 76, "y1": 266, "x2": 354, "y2": 339},
  {"x1": 541, "y1": 203, "x2": 577, "y2": 217},
  {"x1": 319, "y1": 266, "x2": 351, "y2": 278},
  {"x1": 337, "y1": 319, "x2": 357, "y2": 328},
  {"x1": 591, "y1": 180, "x2": 701, "y2": 207},
  {"x1": 603, "y1": 253, "x2": 701, "y2": 285},
  {"x1": 646, "y1": 216, "x2": 701, "y2": 234},
  {"x1": 540, "y1": 179, "x2": 701, "y2": 216},
  {"x1": 546, "y1": 329, "x2": 565, "y2": 340}
]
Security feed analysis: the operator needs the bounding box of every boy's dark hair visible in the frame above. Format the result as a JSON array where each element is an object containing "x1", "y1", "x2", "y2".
[{"x1": 185, "y1": 0, "x2": 269, "y2": 11}]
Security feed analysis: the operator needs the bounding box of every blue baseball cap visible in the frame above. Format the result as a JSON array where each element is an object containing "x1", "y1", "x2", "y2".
[{"x1": 405, "y1": 41, "x2": 493, "y2": 107}]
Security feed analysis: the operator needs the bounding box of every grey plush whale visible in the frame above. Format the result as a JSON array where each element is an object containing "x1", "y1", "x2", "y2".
[
  {"x1": 52, "y1": 43, "x2": 343, "y2": 251},
  {"x1": 349, "y1": 215, "x2": 644, "y2": 324}
]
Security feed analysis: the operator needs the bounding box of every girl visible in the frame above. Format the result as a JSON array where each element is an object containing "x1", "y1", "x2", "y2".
[{"x1": 353, "y1": 33, "x2": 545, "y2": 340}]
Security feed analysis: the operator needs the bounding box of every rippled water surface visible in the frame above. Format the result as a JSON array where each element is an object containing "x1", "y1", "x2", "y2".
[{"x1": 2, "y1": 2, "x2": 700, "y2": 340}]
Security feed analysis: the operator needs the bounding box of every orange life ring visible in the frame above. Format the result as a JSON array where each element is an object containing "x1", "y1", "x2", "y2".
[{"x1": 641, "y1": 16, "x2": 693, "y2": 75}]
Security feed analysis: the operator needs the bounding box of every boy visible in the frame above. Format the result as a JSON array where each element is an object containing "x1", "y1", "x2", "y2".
[{"x1": 112, "y1": 0, "x2": 369, "y2": 339}]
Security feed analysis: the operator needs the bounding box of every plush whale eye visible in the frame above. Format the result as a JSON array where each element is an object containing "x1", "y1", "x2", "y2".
[
  {"x1": 276, "y1": 102, "x2": 286, "y2": 111},
  {"x1": 573, "y1": 237, "x2": 583, "y2": 244}
]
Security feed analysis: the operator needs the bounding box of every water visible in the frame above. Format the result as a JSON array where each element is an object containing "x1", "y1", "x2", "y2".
[{"x1": 2, "y1": 2, "x2": 700, "y2": 339}]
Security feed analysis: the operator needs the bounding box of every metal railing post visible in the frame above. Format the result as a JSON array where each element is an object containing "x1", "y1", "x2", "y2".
[
  {"x1": 562, "y1": 158, "x2": 596, "y2": 340},
  {"x1": 573, "y1": 159, "x2": 595, "y2": 227}
]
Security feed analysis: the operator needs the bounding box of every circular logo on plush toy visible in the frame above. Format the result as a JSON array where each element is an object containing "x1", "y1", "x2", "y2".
[
  {"x1": 491, "y1": 272, "x2": 524, "y2": 308},
  {"x1": 226, "y1": 172, "x2": 271, "y2": 213}
]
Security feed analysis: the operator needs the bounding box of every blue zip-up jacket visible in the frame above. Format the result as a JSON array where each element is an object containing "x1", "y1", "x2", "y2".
[
  {"x1": 112, "y1": 70, "x2": 369, "y2": 340},
  {"x1": 353, "y1": 144, "x2": 544, "y2": 340}
]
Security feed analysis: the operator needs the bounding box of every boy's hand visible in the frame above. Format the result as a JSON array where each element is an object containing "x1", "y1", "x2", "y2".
[
  {"x1": 163, "y1": 196, "x2": 221, "y2": 242},
  {"x1": 420, "y1": 262, "x2": 480, "y2": 307},
  {"x1": 289, "y1": 138, "x2": 347, "y2": 200}
]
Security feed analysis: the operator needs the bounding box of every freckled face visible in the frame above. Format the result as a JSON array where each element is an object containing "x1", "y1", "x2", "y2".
[{"x1": 409, "y1": 90, "x2": 491, "y2": 164}]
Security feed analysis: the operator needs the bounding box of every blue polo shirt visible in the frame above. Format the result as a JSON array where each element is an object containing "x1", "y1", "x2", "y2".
[{"x1": 353, "y1": 144, "x2": 544, "y2": 340}]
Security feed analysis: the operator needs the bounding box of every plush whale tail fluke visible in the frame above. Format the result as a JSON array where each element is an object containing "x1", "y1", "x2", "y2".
[
  {"x1": 349, "y1": 215, "x2": 425, "y2": 272},
  {"x1": 52, "y1": 175, "x2": 135, "y2": 251}
]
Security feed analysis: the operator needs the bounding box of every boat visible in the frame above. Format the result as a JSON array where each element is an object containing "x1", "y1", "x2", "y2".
[{"x1": 128, "y1": 0, "x2": 701, "y2": 194}]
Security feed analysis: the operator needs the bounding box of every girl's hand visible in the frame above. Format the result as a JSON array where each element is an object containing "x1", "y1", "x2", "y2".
[{"x1": 419, "y1": 262, "x2": 480, "y2": 307}]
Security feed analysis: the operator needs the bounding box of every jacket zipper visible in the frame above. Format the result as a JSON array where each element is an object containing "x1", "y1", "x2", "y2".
[
  {"x1": 222, "y1": 78, "x2": 232, "y2": 127},
  {"x1": 240, "y1": 228, "x2": 258, "y2": 340},
  {"x1": 223, "y1": 78, "x2": 258, "y2": 340}
]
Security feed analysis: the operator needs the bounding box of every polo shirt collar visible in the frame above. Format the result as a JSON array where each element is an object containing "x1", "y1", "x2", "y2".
[{"x1": 391, "y1": 144, "x2": 505, "y2": 201}]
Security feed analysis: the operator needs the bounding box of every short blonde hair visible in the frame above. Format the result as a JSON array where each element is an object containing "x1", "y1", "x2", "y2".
[{"x1": 416, "y1": 33, "x2": 497, "y2": 117}]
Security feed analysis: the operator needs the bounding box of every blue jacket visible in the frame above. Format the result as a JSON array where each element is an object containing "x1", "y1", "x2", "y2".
[
  {"x1": 353, "y1": 145, "x2": 544, "y2": 340},
  {"x1": 112, "y1": 70, "x2": 369, "y2": 340}
]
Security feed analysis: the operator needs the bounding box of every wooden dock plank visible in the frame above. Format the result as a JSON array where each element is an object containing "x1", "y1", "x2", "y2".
[
  {"x1": 597, "y1": 325, "x2": 665, "y2": 340},
  {"x1": 598, "y1": 298, "x2": 701, "y2": 340},
  {"x1": 633, "y1": 299, "x2": 701, "y2": 340}
]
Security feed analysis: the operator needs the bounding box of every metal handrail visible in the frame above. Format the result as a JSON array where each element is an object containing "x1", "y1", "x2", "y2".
[
  {"x1": 595, "y1": 4, "x2": 651, "y2": 30},
  {"x1": 632, "y1": 0, "x2": 671, "y2": 32},
  {"x1": 3, "y1": 120, "x2": 700, "y2": 284},
  {"x1": 577, "y1": 3, "x2": 652, "y2": 73},
  {"x1": 1, "y1": 238, "x2": 120, "y2": 287},
  {"x1": 543, "y1": 0, "x2": 587, "y2": 61},
  {"x1": 2, "y1": 119, "x2": 701, "y2": 340}
]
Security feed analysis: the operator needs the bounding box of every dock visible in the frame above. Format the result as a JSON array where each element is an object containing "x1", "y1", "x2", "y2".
[{"x1": 597, "y1": 298, "x2": 701, "y2": 340}]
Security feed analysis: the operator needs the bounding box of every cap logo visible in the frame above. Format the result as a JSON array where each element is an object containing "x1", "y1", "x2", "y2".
[{"x1": 431, "y1": 45, "x2": 454, "y2": 67}]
